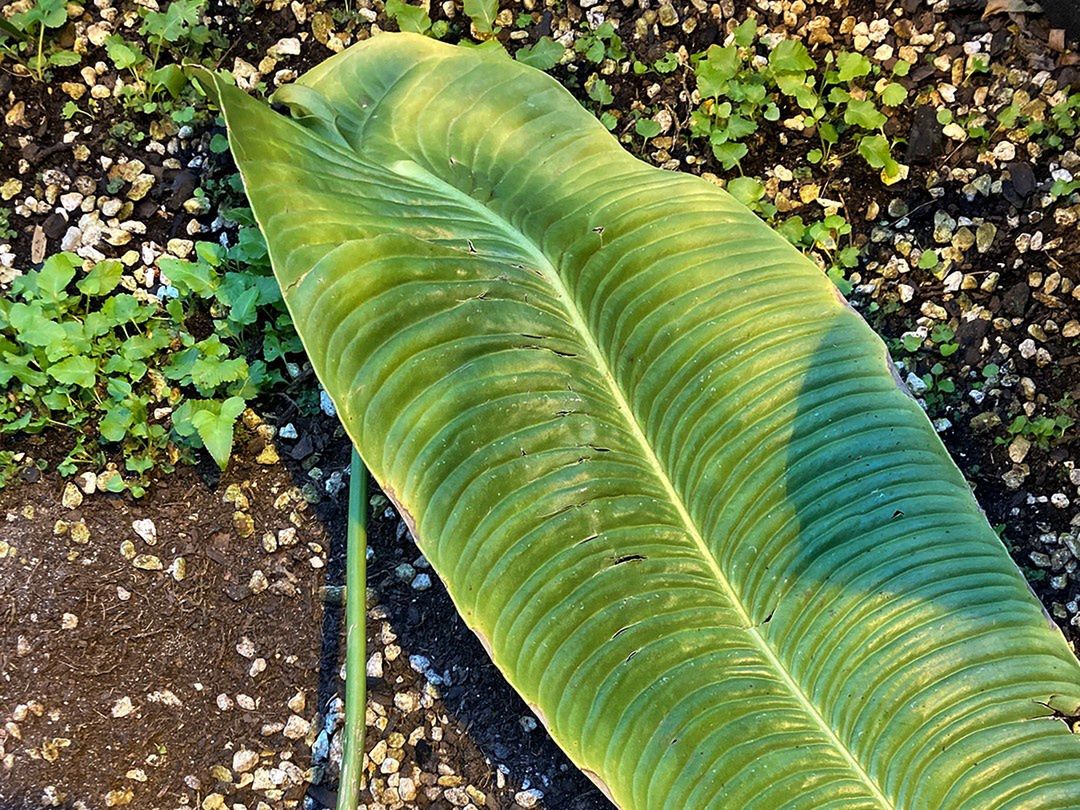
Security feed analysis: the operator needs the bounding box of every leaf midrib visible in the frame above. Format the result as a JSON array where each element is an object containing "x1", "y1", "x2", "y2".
[{"x1": 392, "y1": 157, "x2": 894, "y2": 809}]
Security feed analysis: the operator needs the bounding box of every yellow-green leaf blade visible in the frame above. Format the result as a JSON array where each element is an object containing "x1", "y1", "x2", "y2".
[{"x1": 208, "y1": 35, "x2": 1080, "y2": 810}]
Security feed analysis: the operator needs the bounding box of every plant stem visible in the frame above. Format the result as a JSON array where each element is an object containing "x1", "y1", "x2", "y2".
[
  {"x1": 337, "y1": 447, "x2": 367, "y2": 810},
  {"x1": 35, "y1": 22, "x2": 45, "y2": 81}
]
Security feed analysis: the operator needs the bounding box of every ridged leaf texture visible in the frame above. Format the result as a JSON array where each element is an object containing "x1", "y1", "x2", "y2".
[{"x1": 203, "y1": 34, "x2": 1080, "y2": 809}]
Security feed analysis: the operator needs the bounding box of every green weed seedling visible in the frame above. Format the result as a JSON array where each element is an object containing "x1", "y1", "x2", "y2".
[
  {"x1": 575, "y1": 21, "x2": 624, "y2": 64},
  {"x1": 0, "y1": 212, "x2": 307, "y2": 492},
  {"x1": 1001, "y1": 400, "x2": 1076, "y2": 451},
  {"x1": 4, "y1": 0, "x2": 79, "y2": 81},
  {"x1": 100, "y1": 0, "x2": 218, "y2": 111},
  {"x1": 515, "y1": 36, "x2": 565, "y2": 71},
  {"x1": 689, "y1": 17, "x2": 906, "y2": 182},
  {"x1": 463, "y1": 0, "x2": 498, "y2": 34},
  {"x1": 385, "y1": 0, "x2": 447, "y2": 38}
]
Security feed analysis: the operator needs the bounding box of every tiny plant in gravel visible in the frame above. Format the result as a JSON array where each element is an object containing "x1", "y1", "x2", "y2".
[
  {"x1": 778, "y1": 209, "x2": 860, "y2": 294},
  {"x1": 0, "y1": 207, "x2": 16, "y2": 242},
  {"x1": 1001, "y1": 401, "x2": 1076, "y2": 451},
  {"x1": 462, "y1": 0, "x2": 498, "y2": 34},
  {"x1": 574, "y1": 20, "x2": 625, "y2": 65},
  {"x1": 2, "y1": 0, "x2": 79, "y2": 81},
  {"x1": 888, "y1": 325, "x2": 961, "y2": 415},
  {"x1": 384, "y1": 0, "x2": 443, "y2": 38},
  {"x1": 994, "y1": 89, "x2": 1080, "y2": 151},
  {"x1": 103, "y1": 0, "x2": 218, "y2": 109},
  {"x1": 515, "y1": 35, "x2": 565, "y2": 71}
]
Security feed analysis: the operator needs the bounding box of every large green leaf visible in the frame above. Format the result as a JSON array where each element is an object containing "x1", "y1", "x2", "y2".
[{"x1": 199, "y1": 35, "x2": 1080, "y2": 808}]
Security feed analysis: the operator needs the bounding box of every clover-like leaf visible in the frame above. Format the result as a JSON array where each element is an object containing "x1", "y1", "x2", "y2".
[
  {"x1": 515, "y1": 36, "x2": 565, "y2": 70},
  {"x1": 47, "y1": 356, "x2": 97, "y2": 388},
  {"x1": 77, "y1": 259, "x2": 125, "y2": 296},
  {"x1": 768, "y1": 38, "x2": 815, "y2": 73},
  {"x1": 845, "y1": 98, "x2": 887, "y2": 130},
  {"x1": 836, "y1": 51, "x2": 871, "y2": 82},
  {"x1": 176, "y1": 396, "x2": 246, "y2": 469}
]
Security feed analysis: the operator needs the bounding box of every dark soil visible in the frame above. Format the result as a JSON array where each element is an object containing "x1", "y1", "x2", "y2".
[{"x1": 0, "y1": 457, "x2": 326, "y2": 809}]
